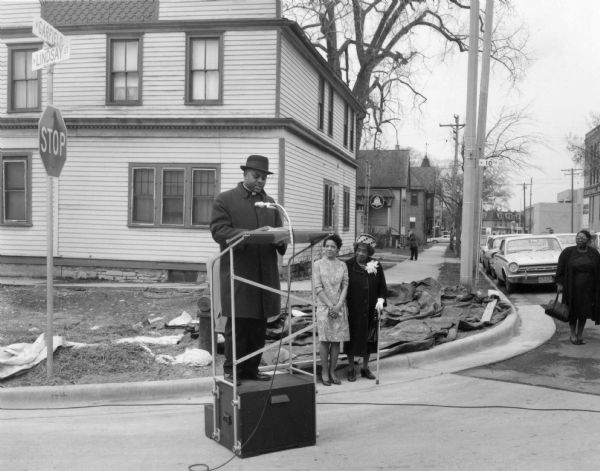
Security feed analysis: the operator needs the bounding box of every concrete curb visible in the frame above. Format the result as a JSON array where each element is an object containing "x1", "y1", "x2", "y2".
[{"x1": 0, "y1": 310, "x2": 520, "y2": 408}]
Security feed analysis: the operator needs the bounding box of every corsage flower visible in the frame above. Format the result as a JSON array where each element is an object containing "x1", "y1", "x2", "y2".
[{"x1": 365, "y1": 260, "x2": 379, "y2": 274}]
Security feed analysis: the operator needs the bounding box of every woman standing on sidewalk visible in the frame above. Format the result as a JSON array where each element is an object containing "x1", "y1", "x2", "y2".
[
  {"x1": 313, "y1": 234, "x2": 350, "y2": 385},
  {"x1": 344, "y1": 234, "x2": 387, "y2": 381},
  {"x1": 556, "y1": 229, "x2": 600, "y2": 345}
]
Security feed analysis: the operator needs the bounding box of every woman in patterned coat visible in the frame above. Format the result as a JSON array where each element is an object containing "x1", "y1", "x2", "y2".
[{"x1": 313, "y1": 234, "x2": 350, "y2": 386}]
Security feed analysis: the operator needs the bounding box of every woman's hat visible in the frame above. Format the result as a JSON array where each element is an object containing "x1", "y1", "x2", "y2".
[
  {"x1": 240, "y1": 155, "x2": 273, "y2": 175},
  {"x1": 355, "y1": 233, "x2": 376, "y2": 248}
]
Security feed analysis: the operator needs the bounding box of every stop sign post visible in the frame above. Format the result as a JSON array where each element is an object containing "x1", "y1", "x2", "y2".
[{"x1": 39, "y1": 105, "x2": 67, "y2": 177}]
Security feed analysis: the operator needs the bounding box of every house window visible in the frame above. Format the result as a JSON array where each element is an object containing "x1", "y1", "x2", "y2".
[
  {"x1": 411, "y1": 191, "x2": 418, "y2": 206},
  {"x1": 192, "y1": 168, "x2": 216, "y2": 225},
  {"x1": 1, "y1": 154, "x2": 31, "y2": 225},
  {"x1": 130, "y1": 164, "x2": 218, "y2": 227},
  {"x1": 323, "y1": 180, "x2": 336, "y2": 231},
  {"x1": 343, "y1": 186, "x2": 350, "y2": 231},
  {"x1": 318, "y1": 77, "x2": 325, "y2": 131},
  {"x1": 187, "y1": 35, "x2": 222, "y2": 104},
  {"x1": 9, "y1": 46, "x2": 40, "y2": 112},
  {"x1": 349, "y1": 109, "x2": 355, "y2": 151},
  {"x1": 162, "y1": 169, "x2": 185, "y2": 224},
  {"x1": 328, "y1": 86, "x2": 334, "y2": 136},
  {"x1": 108, "y1": 37, "x2": 142, "y2": 104},
  {"x1": 132, "y1": 168, "x2": 155, "y2": 224},
  {"x1": 343, "y1": 102, "x2": 349, "y2": 147}
]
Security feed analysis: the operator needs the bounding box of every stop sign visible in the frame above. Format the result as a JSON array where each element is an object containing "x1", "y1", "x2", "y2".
[{"x1": 39, "y1": 105, "x2": 67, "y2": 177}]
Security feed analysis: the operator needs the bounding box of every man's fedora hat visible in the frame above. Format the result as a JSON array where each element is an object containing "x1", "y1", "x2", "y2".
[{"x1": 240, "y1": 155, "x2": 273, "y2": 175}]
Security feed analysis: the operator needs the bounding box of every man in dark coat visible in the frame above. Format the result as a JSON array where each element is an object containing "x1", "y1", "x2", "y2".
[{"x1": 210, "y1": 155, "x2": 286, "y2": 383}]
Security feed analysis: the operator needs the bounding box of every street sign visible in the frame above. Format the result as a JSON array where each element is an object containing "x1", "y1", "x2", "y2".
[
  {"x1": 32, "y1": 18, "x2": 70, "y2": 70},
  {"x1": 32, "y1": 41, "x2": 71, "y2": 71},
  {"x1": 479, "y1": 158, "x2": 495, "y2": 167},
  {"x1": 39, "y1": 105, "x2": 67, "y2": 177},
  {"x1": 32, "y1": 17, "x2": 67, "y2": 47}
]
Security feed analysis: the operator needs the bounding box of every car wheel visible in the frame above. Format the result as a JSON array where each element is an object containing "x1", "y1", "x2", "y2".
[{"x1": 432, "y1": 240, "x2": 438, "y2": 244}]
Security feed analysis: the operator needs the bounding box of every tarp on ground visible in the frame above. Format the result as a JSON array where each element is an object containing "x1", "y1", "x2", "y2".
[{"x1": 263, "y1": 277, "x2": 512, "y2": 365}]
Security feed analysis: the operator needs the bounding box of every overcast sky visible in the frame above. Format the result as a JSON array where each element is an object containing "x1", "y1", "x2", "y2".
[{"x1": 389, "y1": 0, "x2": 600, "y2": 210}]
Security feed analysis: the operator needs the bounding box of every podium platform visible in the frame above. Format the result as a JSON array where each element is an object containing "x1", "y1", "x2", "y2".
[
  {"x1": 206, "y1": 225, "x2": 328, "y2": 457},
  {"x1": 204, "y1": 373, "x2": 316, "y2": 458}
]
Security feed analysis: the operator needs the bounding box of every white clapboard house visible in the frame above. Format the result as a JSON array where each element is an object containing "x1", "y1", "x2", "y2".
[{"x1": 0, "y1": 0, "x2": 362, "y2": 282}]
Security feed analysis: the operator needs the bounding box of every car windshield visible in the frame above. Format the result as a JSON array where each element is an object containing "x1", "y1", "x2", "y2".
[
  {"x1": 556, "y1": 235, "x2": 576, "y2": 246},
  {"x1": 506, "y1": 238, "x2": 561, "y2": 254}
]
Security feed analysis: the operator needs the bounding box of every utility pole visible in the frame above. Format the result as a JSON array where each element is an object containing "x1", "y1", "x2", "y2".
[
  {"x1": 562, "y1": 168, "x2": 583, "y2": 232},
  {"x1": 440, "y1": 114, "x2": 465, "y2": 244},
  {"x1": 439, "y1": 114, "x2": 465, "y2": 171},
  {"x1": 459, "y1": 0, "x2": 480, "y2": 290},
  {"x1": 521, "y1": 181, "x2": 531, "y2": 233},
  {"x1": 473, "y1": 0, "x2": 494, "y2": 289}
]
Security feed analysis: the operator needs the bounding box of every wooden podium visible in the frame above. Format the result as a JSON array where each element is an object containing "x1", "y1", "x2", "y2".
[{"x1": 206, "y1": 226, "x2": 329, "y2": 457}]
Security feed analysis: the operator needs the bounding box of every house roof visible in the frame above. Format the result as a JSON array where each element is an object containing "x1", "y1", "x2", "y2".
[
  {"x1": 42, "y1": 0, "x2": 158, "y2": 25},
  {"x1": 357, "y1": 149, "x2": 410, "y2": 189},
  {"x1": 410, "y1": 166, "x2": 437, "y2": 192}
]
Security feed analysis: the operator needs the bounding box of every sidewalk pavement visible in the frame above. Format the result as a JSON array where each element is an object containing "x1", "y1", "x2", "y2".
[{"x1": 0, "y1": 244, "x2": 556, "y2": 407}]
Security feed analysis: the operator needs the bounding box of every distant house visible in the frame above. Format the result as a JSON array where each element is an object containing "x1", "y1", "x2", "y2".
[
  {"x1": 0, "y1": 0, "x2": 363, "y2": 281},
  {"x1": 356, "y1": 148, "x2": 437, "y2": 247}
]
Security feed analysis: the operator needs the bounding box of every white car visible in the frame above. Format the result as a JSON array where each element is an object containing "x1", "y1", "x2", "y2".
[
  {"x1": 490, "y1": 235, "x2": 562, "y2": 294},
  {"x1": 430, "y1": 233, "x2": 450, "y2": 244},
  {"x1": 480, "y1": 233, "x2": 522, "y2": 277},
  {"x1": 553, "y1": 233, "x2": 577, "y2": 249}
]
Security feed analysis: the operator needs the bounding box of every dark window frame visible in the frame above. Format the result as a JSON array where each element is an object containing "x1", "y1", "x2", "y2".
[
  {"x1": 343, "y1": 185, "x2": 350, "y2": 231},
  {"x1": 8, "y1": 44, "x2": 41, "y2": 113},
  {"x1": 128, "y1": 163, "x2": 220, "y2": 228},
  {"x1": 343, "y1": 102, "x2": 349, "y2": 147},
  {"x1": 411, "y1": 191, "x2": 419, "y2": 206},
  {"x1": 106, "y1": 34, "x2": 143, "y2": 106},
  {"x1": 185, "y1": 32, "x2": 224, "y2": 105},
  {"x1": 349, "y1": 109, "x2": 355, "y2": 151},
  {"x1": 318, "y1": 76, "x2": 325, "y2": 131},
  {"x1": 323, "y1": 179, "x2": 337, "y2": 231},
  {"x1": 327, "y1": 86, "x2": 334, "y2": 136},
  {"x1": 1, "y1": 153, "x2": 32, "y2": 226}
]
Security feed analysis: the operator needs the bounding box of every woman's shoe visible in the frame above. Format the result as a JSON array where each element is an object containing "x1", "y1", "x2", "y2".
[
  {"x1": 321, "y1": 376, "x2": 331, "y2": 386},
  {"x1": 360, "y1": 368, "x2": 376, "y2": 380},
  {"x1": 331, "y1": 374, "x2": 341, "y2": 385},
  {"x1": 347, "y1": 367, "x2": 356, "y2": 382}
]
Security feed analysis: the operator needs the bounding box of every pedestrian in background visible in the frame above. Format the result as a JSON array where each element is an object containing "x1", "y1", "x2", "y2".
[
  {"x1": 344, "y1": 234, "x2": 387, "y2": 381},
  {"x1": 556, "y1": 229, "x2": 600, "y2": 345},
  {"x1": 210, "y1": 155, "x2": 286, "y2": 384},
  {"x1": 313, "y1": 234, "x2": 350, "y2": 386},
  {"x1": 409, "y1": 231, "x2": 418, "y2": 261}
]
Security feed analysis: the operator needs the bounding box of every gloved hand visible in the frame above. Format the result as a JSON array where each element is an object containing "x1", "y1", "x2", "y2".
[{"x1": 375, "y1": 298, "x2": 385, "y2": 312}]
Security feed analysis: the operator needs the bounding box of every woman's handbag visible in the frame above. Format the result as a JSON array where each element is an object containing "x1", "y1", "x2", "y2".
[{"x1": 544, "y1": 292, "x2": 569, "y2": 322}]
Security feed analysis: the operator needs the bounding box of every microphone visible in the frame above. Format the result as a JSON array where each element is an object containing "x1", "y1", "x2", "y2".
[{"x1": 255, "y1": 202, "x2": 277, "y2": 209}]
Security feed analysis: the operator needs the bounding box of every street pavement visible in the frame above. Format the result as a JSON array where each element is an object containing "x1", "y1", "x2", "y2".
[{"x1": 6, "y1": 244, "x2": 600, "y2": 470}]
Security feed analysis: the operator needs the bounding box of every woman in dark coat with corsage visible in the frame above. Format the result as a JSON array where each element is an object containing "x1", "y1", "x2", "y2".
[
  {"x1": 344, "y1": 234, "x2": 387, "y2": 381},
  {"x1": 555, "y1": 229, "x2": 600, "y2": 345}
]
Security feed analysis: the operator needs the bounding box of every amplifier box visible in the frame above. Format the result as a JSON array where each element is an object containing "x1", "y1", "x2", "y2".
[{"x1": 204, "y1": 373, "x2": 316, "y2": 458}]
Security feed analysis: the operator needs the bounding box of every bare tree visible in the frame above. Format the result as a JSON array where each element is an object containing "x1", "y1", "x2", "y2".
[
  {"x1": 434, "y1": 105, "x2": 539, "y2": 252},
  {"x1": 566, "y1": 112, "x2": 600, "y2": 171},
  {"x1": 284, "y1": 0, "x2": 530, "y2": 148}
]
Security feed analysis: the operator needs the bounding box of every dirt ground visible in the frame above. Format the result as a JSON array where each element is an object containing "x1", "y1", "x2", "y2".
[
  {"x1": 0, "y1": 283, "x2": 220, "y2": 387},
  {"x1": 1, "y1": 247, "x2": 486, "y2": 388}
]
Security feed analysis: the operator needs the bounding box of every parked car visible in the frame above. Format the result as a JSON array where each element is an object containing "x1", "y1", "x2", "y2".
[
  {"x1": 490, "y1": 234, "x2": 562, "y2": 293},
  {"x1": 430, "y1": 231, "x2": 451, "y2": 244},
  {"x1": 553, "y1": 233, "x2": 578, "y2": 249},
  {"x1": 480, "y1": 234, "x2": 521, "y2": 278}
]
